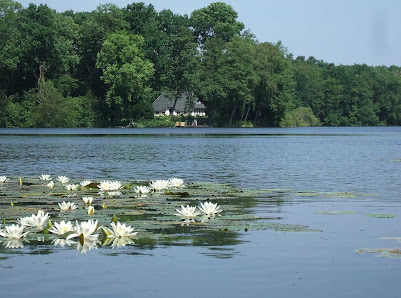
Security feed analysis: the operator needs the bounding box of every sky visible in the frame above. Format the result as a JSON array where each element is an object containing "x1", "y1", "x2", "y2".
[{"x1": 18, "y1": 0, "x2": 401, "y2": 66}]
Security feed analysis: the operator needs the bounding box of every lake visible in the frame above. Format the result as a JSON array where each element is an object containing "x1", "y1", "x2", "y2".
[{"x1": 0, "y1": 127, "x2": 400, "y2": 297}]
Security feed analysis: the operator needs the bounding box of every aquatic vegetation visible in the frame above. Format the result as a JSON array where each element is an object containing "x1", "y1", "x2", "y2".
[
  {"x1": 103, "y1": 222, "x2": 138, "y2": 238},
  {"x1": 0, "y1": 176, "x2": 325, "y2": 254},
  {"x1": 49, "y1": 220, "x2": 74, "y2": 236},
  {"x1": 198, "y1": 201, "x2": 223, "y2": 217},
  {"x1": 39, "y1": 174, "x2": 52, "y2": 181},
  {"x1": 169, "y1": 178, "x2": 184, "y2": 188},
  {"x1": 134, "y1": 186, "x2": 150, "y2": 195},
  {"x1": 65, "y1": 184, "x2": 79, "y2": 191},
  {"x1": 175, "y1": 205, "x2": 200, "y2": 218},
  {"x1": 80, "y1": 180, "x2": 92, "y2": 187},
  {"x1": 47, "y1": 181, "x2": 55, "y2": 189},
  {"x1": 150, "y1": 180, "x2": 170, "y2": 192},
  {"x1": 82, "y1": 197, "x2": 94, "y2": 205},
  {"x1": 315, "y1": 211, "x2": 358, "y2": 215},
  {"x1": 23, "y1": 210, "x2": 50, "y2": 230},
  {"x1": 0, "y1": 224, "x2": 29, "y2": 239},
  {"x1": 66, "y1": 220, "x2": 99, "y2": 241},
  {"x1": 57, "y1": 176, "x2": 70, "y2": 184},
  {"x1": 0, "y1": 176, "x2": 9, "y2": 183},
  {"x1": 98, "y1": 181, "x2": 123, "y2": 192},
  {"x1": 58, "y1": 201, "x2": 78, "y2": 212},
  {"x1": 366, "y1": 214, "x2": 396, "y2": 218},
  {"x1": 87, "y1": 206, "x2": 95, "y2": 215}
]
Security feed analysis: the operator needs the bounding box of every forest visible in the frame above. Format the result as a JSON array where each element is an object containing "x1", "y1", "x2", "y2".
[{"x1": 0, "y1": 1, "x2": 400, "y2": 127}]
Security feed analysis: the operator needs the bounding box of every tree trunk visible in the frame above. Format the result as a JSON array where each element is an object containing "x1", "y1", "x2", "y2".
[
  {"x1": 228, "y1": 105, "x2": 236, "y2": 127},
  {"x1": 253, "y1": 105, "x2": 260, "y2": 125},
  {"x1": 243, "y1": 104, "x2": 250, "y2": 122}
]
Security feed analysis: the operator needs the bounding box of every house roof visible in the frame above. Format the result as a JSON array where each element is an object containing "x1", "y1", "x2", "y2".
[{"x1": 152, "y1": 93, "x2": 206, "y2": 113}]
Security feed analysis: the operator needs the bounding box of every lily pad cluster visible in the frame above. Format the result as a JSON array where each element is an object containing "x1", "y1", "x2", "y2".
[{"x1": 0, "y1": 175, "x2": 319, "y2": 254}]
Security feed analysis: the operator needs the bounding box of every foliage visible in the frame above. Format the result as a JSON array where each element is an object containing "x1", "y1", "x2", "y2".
[
  {"x1": 0, "y1": 1, "x2": 400, "y2": 128},
  {"x1": 280, "y1": 107, "x2": 320, "y2": 127}
]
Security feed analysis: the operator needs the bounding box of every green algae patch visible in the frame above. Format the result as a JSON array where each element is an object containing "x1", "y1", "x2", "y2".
[
  {"x1": 366, "y1": 214, "x2": 396, "y2": 218},
  {"x1": 356, "y1": 248, "x2": 401, "y2": 259},
  {"x1": 315, "y1": 211, "x2": 358, "y2": 215}
]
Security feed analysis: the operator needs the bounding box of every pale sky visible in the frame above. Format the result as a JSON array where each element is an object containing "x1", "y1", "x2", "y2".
[{"x1": 18, "y1": 0, "x2": 401, "y2": 66}]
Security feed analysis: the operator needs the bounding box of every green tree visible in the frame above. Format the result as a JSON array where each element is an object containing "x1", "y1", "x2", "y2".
[
  {"x1": 190, "y1": 2, "x2": 244, "y2": 44},
  {"x1": 96, "y1": 32, "x2": 154, "y2": 125}
]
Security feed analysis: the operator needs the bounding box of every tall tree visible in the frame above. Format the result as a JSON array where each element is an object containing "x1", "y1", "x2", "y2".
[{"x1": 96, "y1": 32, "x2": 154, "y2": 125}]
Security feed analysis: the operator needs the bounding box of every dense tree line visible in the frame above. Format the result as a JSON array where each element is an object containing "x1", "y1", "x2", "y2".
[{"x1": 0, "y1": 1, "x2": 400, "y2": 127}]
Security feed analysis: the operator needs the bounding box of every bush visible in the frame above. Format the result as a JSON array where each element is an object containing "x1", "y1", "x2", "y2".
[{"x1": 280, "y1": 107, "x2": 320, "y2": 127}]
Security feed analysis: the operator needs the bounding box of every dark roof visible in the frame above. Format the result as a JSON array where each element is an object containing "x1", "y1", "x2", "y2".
[{"x1": 152, "y1": 93, "x2": 206, "y2": 113}]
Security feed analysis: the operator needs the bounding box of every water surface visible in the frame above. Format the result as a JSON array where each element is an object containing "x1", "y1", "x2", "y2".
[{"x1": 0, "y1": 127, "x2": 400, "y2": 297}]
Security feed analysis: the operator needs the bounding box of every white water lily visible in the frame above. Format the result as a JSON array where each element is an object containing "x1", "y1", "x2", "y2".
[
  {"x1": 134, "y1": 185, "x2": 150, "y2": 195},
  {"x1": 0, "y1": 176, "x2": 9, "y2": 183},
  {"x1": 107, "y1": 191, "x2": 122, "y2": 198},
  {"x1": 98, "y1": 181, "x2": 123, "y2": 192},
  {"x1": 66, "y1": 220, "x2": 99, "y2": 241},
  {"x1": 17, "y1": 216, "x2": 31, "y2": 226},
  {"x1": 82, "y1": 196, "x2": 94, "y2": 205},
  {"x1": 0, "y1": 224, "x2": 29, "y2": 239},
  {"x1": 169, "y1": 178, "x2": 184, "y2": 188},
  {"x1": 105, "y1": 222, "x2": 138, "y2": 238},
  {"x1": 174, "y1": 205, "x2": 200, "y2": 218},
  {"x1": 58, "y1": 201, "x2": 78, "y2": 212},
  {"x1": 24, "y1": 210, "x2": 50, "y2": 230},
  {"x1": 39, "y1": 174, "x2": 52, "y2": 181},
  {"x1": 198, "y1": 201, "x2": 223, "y2": 217},
  {"x1": 46, "y1": 181, "x2": 55, "y2": 189},
  {"x1": 65, "y1": 184, "x2": 79, "y2": 191},
  {"x1": 49, "y1": 220, "x2": 74, "y2": 236},
  {"x1": 80, "y1": 180, "x2": 92, "y2": 187},
  {"x1": 57, "y1": 176, "x2": 70, "y2": 184},
  {"x1": 87, "y1": 206, "x2": 95, "y2": 215},
  {"x1": 149, "y1": 180, "x2": 170, "y2": 192}
]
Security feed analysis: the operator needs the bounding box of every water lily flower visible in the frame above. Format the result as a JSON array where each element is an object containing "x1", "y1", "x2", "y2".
[
  {"x1": 46, "y1": 181, "x2": 55, "y2": 189},
  {"x1": 39, "y1": 174, "x2": 52, "y2": 181},
  {"x1": 2, "y1": 239, "x2": 25, "y2": 249},
  {"x1": 0, "y1": 224, "x2": 29, "y2": 239},
  {"x1": 24, "y1": 210, "x2": 50, "y2": 230},
  {"x1": 107, "y1": 191, "x2": 122, "y2": 198},
  {"x1": 0, "y1": 176, "x2": 9, "y2": 183},
  {"x1": 17, "y1": 216, "x2": 31, "y2": 226},
  {"x1": 169, "y1": 178, "x2": 184, "y2": 188},
  {"x1": 134, "y1": 186, "x2": 150, "y2": 195},
  {"x1": 149, "y1": 180, "x2": 170, "y2": 192},
  {"x1": 65, "y1": 184, "x2": 79, "y2": 191},
  {"x1": 80, "y1": 180, "x2": 92, "y2": 187},
  {"x1": 82, "y1": 196, "x2": 94, "y2": 205},
  {"x1": 174, "y1": 205, "x2": 200, "y2": 218},
  {"x1": 57, "y1": 176, "x2": 70, "y2": 184},
  {"x1": 98, "y1": 181, "x2": 123, "y2": 192},
  {"x1": 66, "y1": 220, "x2": 99, "y2": 241},
  {"x1": 198, "y1": 201, "x2": 223, "y2": 217},
  {"x1": 49, "y1": 220, "x2": 74, "y2": 236},
  {"x1": 87, "y1": 206, "x2": 95, "y2": 215},
  {"x1": 103, "y1": 222, "x2": 138, "y2": 238},
  {"x1": 58, "y1": 201, "x2": 78, "y2": 212}
]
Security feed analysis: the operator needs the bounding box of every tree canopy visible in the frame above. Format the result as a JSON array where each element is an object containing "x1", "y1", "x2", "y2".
[{"x1": 1, "y1": 1, "x2": 400, "y2": 128}]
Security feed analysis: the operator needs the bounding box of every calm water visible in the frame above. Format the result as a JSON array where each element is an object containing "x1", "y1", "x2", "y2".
[{"x1": 0, "y1": 127, "x2": 400, "y2": 297}]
